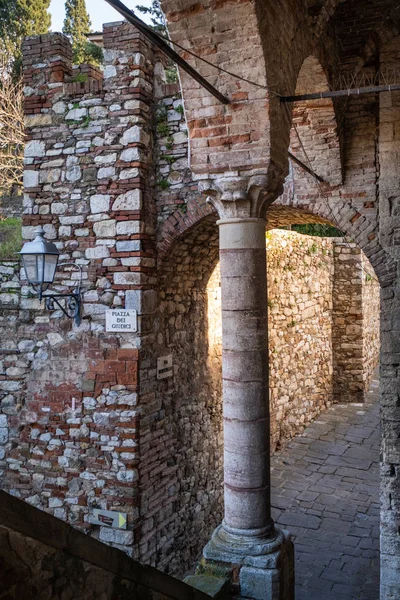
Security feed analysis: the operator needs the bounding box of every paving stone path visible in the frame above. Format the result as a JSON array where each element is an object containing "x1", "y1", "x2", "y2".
[{"x1": 271, "y1": 376, "x2": 380, "y2": 600}]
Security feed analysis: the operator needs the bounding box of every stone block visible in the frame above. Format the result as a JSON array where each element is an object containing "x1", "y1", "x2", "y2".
[
  {"x1": 120, "y1": 126, "x2": 149, "y2": 146},
  {"x1": 116, "y1": 241, "x2": 140, "y2": 252},
  {"x1": 125, "y1": 290, "x2": 141, "y2": 312},
  {"x1": 98, "y1": 166, "x2": 115, "y2": 179},
  {"x1": 95, "y1": 154, "x2": 117, "y2": 166},
  {"x1": 93, "y1": 220, "x2": 116, "y2": 238},
  {"x1": 240, "y1": 566, "x2": 280, "y2": 599},
  {"x1": 23, "y1": 170, "x2": 39, "y2": 188},
  {"x1": 25, "y1": 140, "x2": 46, "y2": 157},
  {"x1": 99, "y1": 528, "x2": 134, "y2": 545},
  {"x1": 25, "y1": 114, "x2": 52, "y2": 127},
  {"x1": 114, "y1": 273, "x2": 141, "y2": 286},
  {"x1": 112, "y1": 190, "x2": 141, "y2": 211},
  {"x1": 104, "y1": 65, "x2": 117, "y2": 78},
  {"x1": 120, "y1": 147, "x2": 140, "y2": 162},
  {"x1": 66, "y1": 165, "x2": 82, "y2": 182},
  {"x1": 119, "y1": 168, "x2": 139, "y2": 180},
  {"x1": 90, "y1": 194, "x2": 111, "y2": 214},
  {"x1": 184, "y1": 575, "x2": 229, "y2": 599},
  {"x1": 66, "y1": 108, "x2": 88, "y2": 121},
  {"x1": 116, "y1": 221, "x2": 140, "y2": 235},
  {"x1": 85, "y1": 246, "x2": 110, "y2": 259}
]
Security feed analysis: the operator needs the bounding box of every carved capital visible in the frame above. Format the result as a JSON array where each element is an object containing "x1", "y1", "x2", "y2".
[{"x1": 199, "y1": 165, "x2": 284, "y2": 220}]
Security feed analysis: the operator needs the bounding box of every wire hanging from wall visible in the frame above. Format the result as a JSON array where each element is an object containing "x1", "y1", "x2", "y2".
[{"x1": 282, "y1": 103, "x2": 380, "y2": 284}]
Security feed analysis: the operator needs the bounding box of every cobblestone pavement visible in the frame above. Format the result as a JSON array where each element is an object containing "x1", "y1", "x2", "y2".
[{"x1": 271, "y1": 376, "x2": 380, "y2": 600}]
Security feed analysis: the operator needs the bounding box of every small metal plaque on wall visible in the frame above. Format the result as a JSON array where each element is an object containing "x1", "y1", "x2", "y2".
[
  {"x1": 106, "y1": 309, "x2": 137, "y2": 333},
  {"x1": 157, "y1": 355, "x2": 173, "y2": 380},
  {"x1": 92, "y1": 509, "x2": 127, "y2": 529}
]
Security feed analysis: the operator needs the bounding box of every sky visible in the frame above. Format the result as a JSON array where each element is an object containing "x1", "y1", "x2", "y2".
[{"x1": 49, "y1": 0, "x2": 152, "y2": 33}]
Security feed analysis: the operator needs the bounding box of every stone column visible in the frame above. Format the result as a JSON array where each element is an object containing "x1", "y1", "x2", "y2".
[
  {"x1": 194, "y1": 177, "x2": 294, "y2": 600},
  {"x1": 219, "y1": 216, "x2": 273, "y2": 543}
]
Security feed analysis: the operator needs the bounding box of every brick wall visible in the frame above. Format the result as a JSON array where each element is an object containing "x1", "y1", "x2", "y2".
[
  {"x1": 2, "y1": 14, "x2": 397, "y2": 588},
  {"x1": 0, "y1": 24, "x2": 158, "y2": 558}
]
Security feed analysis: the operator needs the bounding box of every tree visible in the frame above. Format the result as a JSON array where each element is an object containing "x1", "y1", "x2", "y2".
[
  {"x1": 0, "y1": 0, "x2": 51, "y2": 43},
  {"x1": 15, "y1": 0, "x2": 51, "y2": 37},
  {"x1": 0, "y1": 0, "x2": 50, "y2": 195},
  {"x1": 63, "y1": 0, "x2": 102, "y2": 66},
  {"x1": 136, "y1": 0, "x2": 167, "y2": 33},
  {"x1": 0, "y1": 0, "x2": 51, "y2": 76},
  {"x1": 136, "y1": 1, "x2": 177, "y2": 82},
  {"x1": 0, "y1": 56, "x2": 24, "y2": 195}
]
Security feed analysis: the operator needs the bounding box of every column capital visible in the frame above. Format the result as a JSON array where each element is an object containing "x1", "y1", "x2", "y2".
[{"x1": 199, "y1": 167, "x2": 284, "y2": 221}]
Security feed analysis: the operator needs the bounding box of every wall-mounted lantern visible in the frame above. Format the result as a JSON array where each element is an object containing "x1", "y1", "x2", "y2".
[{"x1": 19, "y1": 226, "x2": 82, "y2": 325}]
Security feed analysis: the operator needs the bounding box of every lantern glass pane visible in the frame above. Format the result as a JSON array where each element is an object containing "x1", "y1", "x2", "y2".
[
  {"x1": 43, "y1": 254, "x2": 58, "y2": 284},
  {"x1": 22, "y1": 255, "x2": 39, "y2": 285}
]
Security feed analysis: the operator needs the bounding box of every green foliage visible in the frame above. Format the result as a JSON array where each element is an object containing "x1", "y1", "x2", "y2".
[
  {"x1": 83, "y1": 41, "x2": 104, "y2": 66},
  {"x1": 0, "y1": 218, "x2": 22, "y2": 260},
  {"x1": 157, "y1": 122, "x2": 169, "y2": 136},
  {"x1": 71, "y1": 73, "x2": 88, "y2": 83},
  {"x1": 63, "y1": 0, "x2": 103, "y2": 66},
  {"x1": 157, "y1": 178, "x2": 170, "y2": 190},
  {"x1": 308, "y1": 242, "x2": 318, "y2": 255},
  {"x1": 81, "y1": 115, "x2": 91, "y2": 128},
  {"x1": 136, "y1": 0, "x2": 166, "y2": 33},
  {"x1": 0, "y1": 0, "x2": 51, "y2": 39},
  {"x1": 136, "y1": 1, "x2": 178, "y2": 83},
  {"x1": 156, "y1": 105, "x2": 168, "y2": 122},
  {"x1": 291, "y1": 223, "x2": 344, "y2": 237},
  {"x1": 165, "y1": 66, "x2": 178, "y2": 83},
  {"x1": 175, "y1": 104, "x2": 184, "y2": 115}
]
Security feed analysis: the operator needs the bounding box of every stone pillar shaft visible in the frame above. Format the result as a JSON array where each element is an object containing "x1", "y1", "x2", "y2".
[{"x1": 219, "y1": 218, "x2": 273, "y2": 536}]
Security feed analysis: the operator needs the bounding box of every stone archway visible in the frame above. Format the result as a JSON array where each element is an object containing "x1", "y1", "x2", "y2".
[{"x1": 154, "y1": 198, "x2": 383, "y2": 588}]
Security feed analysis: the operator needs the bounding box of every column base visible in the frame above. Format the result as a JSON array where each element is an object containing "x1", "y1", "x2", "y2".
[{"x1": 188, "y1": 526, "x2": 294, "y2": 600}]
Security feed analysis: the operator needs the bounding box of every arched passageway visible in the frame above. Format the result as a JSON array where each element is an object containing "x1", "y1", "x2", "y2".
[{"x1": 151, "y1": 199, "x2": 381, "y2": 588}]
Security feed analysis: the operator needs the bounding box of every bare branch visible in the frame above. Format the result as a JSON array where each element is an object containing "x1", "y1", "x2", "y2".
[{"x1": 0, "y1": 47, "x2": 25, "y2": 196}]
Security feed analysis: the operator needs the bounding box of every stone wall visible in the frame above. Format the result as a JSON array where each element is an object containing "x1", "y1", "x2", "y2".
[
  {"x1": 137, "y1": 223, "x2": 223, "y2": 575},
  {"x1": 0, "y1": 25, "x2": 156, "y2": 561},
  {"x1": 206, "y1": 231, "x2": 380, "y2": 451},
  {"x1": 0, "y1": 25, "x2": 224, "y2": 578},
  {"x1": 362, "y1": 252, "x2": 381, "y2": 391},
  {"x1": 0, "y1": 195, "x2": 22, "y2": 219},
  {"x1": 266, "y1": 231, "x2": 334, "y2": 449},
  {"x1": 0, "y1": 21, "x2": 382, "y2": 583},
  {"x1": 332, "y1": 241, "x2": 380, "y2": 402}
]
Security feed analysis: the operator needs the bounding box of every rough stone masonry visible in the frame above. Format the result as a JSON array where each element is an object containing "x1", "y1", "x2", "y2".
[{"x1": 0, "y1": 1, "x2": 399, "y2": 596}]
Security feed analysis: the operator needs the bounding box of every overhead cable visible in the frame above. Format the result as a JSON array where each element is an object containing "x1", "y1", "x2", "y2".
[{"x1": 283, "y1": 103, "x2": 379, "y2": 283}]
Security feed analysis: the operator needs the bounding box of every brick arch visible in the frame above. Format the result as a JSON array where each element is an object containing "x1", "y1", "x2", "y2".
[
  {"x1": 289, "y1": 55, "x2": 343, "y2": 186},
  {"x1": 157, "y1": 196, "x2": 217, "y2": 260},
  {"x1": 159, "y1": 0, "x2": 315, "y2": 182},
  {"x1": 274, "y1": 196, "x2": 397, "y2": 287},
  {"x1": 158, "y1": 193, "x2": 396, "y2": 288}
]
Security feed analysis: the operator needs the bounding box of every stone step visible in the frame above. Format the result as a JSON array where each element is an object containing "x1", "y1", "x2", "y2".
[{"x1": 184, "y1": 574, "x2": 230, "y2": 599}]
